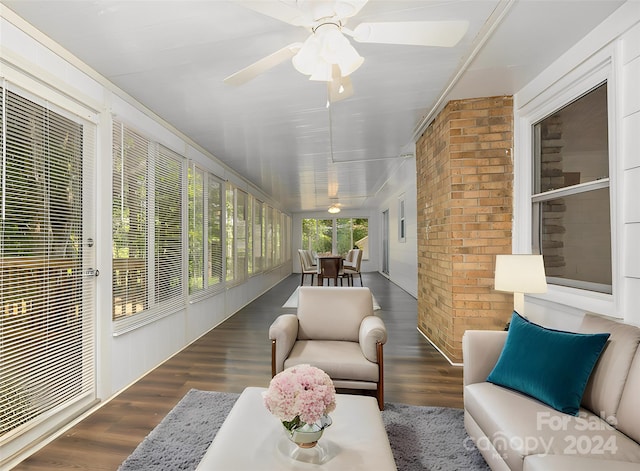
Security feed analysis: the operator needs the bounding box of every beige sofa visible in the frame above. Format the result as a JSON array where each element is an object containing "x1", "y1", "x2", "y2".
[{"x1": 463, "y1": 313, "x2": 640, "y2": 471}]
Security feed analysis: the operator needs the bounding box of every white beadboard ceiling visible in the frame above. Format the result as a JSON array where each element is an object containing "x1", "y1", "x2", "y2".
[{"x1": 1, "y1": 0, "x2": 625, "y2": 212}]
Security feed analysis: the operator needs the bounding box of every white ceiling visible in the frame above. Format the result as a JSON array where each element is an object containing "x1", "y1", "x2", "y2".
[{"x1": 2, "y1": 0, "x2": 625, "y2": 213}]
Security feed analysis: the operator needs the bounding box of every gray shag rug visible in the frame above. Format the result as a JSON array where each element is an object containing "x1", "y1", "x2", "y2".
[{"x1": 118, "y1": 389, "x2": 489, "y2": 471}]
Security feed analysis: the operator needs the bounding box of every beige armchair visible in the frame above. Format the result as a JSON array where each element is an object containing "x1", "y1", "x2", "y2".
[{"x1": 269, "y1": 286, "x2": 387, "y2": 409}]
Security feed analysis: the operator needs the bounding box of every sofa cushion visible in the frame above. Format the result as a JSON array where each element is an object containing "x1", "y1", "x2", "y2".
[
  {"x1": 465, "y1": 382, "x2": 640, "y2": 471},
  {"x1": 487, "y1": 312, "x2": 609, "y2": 415},
  {"x1": 616, "y1": 347, "x2": 640, "y2": 443},
  {"x1": 297, "y1": 287, "x2": 373, "y2": 341},
  {"x1": 524, "y1": 455, "x2": 640, "y2": 471},
  {"x1": 579, "y1": 313, "x2": 640, "y2": 425}
]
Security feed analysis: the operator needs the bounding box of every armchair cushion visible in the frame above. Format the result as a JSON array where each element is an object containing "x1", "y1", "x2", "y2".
[
  {"x1": 284, "y1": 340, "x2": 379, "y2": 382},
  {"x1": 297, "y1": 286, "x2": 373, "y2": 341}
]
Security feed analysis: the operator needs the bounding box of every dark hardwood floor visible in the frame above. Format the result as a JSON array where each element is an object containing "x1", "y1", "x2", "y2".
[{"x1": 13, "y1": 273, "x2": 463, "y2": 470}]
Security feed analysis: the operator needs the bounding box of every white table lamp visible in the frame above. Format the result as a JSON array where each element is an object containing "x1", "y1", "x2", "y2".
[{"x1": 494, "y1": 254, "x2": 547, "y2": 315}]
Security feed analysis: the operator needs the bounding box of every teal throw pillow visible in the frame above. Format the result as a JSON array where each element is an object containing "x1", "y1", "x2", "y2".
[{"x1": 487, "y1": 312, "x2": 609, "y2": 416}]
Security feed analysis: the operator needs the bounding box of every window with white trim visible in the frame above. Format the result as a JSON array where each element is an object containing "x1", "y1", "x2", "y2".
[
  {"x1": 531, "y1": 82, "x2": 611, "y2": 294},
  {"x1": 225, "y1": 183, "x2": 247, "y2": 284},
  {"x1": 112, "y1": 121, "x2": 185, "y2": 331},
  {"x1": 188, "y1": 164, "x2": 223, "y2": 298}
]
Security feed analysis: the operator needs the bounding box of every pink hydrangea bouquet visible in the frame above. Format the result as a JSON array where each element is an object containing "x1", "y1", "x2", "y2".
[{"x1": 263, "y1": 364, "x2": 336, "y2": 432}]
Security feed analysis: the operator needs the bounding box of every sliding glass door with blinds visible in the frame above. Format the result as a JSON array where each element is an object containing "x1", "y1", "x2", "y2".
[{"x1": 0, "y1": 84, "x2": 96, "y2": 454}]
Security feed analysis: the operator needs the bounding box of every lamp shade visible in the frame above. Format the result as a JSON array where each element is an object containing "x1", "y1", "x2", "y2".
[{"x1": 494, "y1": 254, "x2": 547, "y2": 294}]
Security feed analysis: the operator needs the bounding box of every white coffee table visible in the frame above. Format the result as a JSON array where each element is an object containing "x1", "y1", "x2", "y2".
[{"x1": 196, "y1": 387, "x2": 397, "y2": 470}]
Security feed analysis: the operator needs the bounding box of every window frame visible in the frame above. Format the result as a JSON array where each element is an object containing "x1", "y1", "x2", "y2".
[
  {"x1": 398, "y1": 196, "x2": 406, "y2": 243},
  {"x1": 513, "y1": 50, "x2": 620, "y2": 317}
]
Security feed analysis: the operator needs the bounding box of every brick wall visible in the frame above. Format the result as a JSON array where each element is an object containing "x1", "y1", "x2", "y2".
[{"x1": 416, "y1": 96, "x2": 514, "y2": 363}]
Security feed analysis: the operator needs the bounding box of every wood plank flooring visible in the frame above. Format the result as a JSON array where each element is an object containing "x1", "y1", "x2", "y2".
[{"x1": 13, "y1": 273, "x2": 463, "y2": 470}]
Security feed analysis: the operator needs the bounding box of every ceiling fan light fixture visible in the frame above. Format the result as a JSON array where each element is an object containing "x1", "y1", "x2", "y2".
[
  {"x1": 328, "y1": 204, "x2": 341, "y2": 214},
  {"x1": 293, "y1": 22, "x2": 363, "y2": 81}
]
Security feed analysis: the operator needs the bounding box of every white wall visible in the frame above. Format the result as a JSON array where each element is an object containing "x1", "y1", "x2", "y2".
[
  {"x1": 513, "y1": 1, "x2": 640, "y2": 328},
  {"x1": 371, "y1": 157, "x2": 419, "y2": 298}
]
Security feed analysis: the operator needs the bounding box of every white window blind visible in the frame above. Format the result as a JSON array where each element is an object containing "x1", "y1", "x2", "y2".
[
  {"x1": 112, "y1": 122, "x2": 185, "y2": 333},
  {"x1": 247, "y1": 194, "x2": 254, "y2": 276},
  {"x1": 0, "y1": 85, "x2": 96, "y2": 442},
  {"x1": 225, "y1": 183, "x2": 234, "y2": 282},
  {"x1": 112, "y1": 123, "x2": 148, "y2": 321},
  {"x1": 154, "y1": 145, "x2": 184, "y2": 309},
  {"x1": 225, "y1": 184, "x2": 248, "y2": 285},
  {"x1": 188, "y1": 164, "x2": 224, "y2": 300},
  {"x1": 188, "y1": 165, "x2": 205, "y2": 294},
  {"x1": 265, "y1": 205, "x2": 273, "y2": 270},
  {"x1": 236, "y1": 189, "x2": 247, "y2": 282},
  {"x1": 252, "y1": 198, "x2": 263, "y2": 274},
  {"x1": 207, "y1": 174, "x2": 223, "y2": 292}
]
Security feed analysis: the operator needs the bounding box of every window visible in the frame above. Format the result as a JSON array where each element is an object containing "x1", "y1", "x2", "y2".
[
  {"x1": 225, "y1": 184, "x2": 247, "y2": 285},
  {"x1": 265, "y1": 205, "x2": 273, "y2": 270},
  {"x1": 532, "y1": 83, "x2": 611, "y2": 294},
  {"x1": 188, "y1": 164, "x2": 223, "y2": 297},
  {"x1": 302, "y1": 218, "x2": 333, "y2": 253},
  {"x1": 303, "y1": 218, "x2": 368, "y2": 259},
  {"x1": 207, "y1": 174, "x2": 224, "y2": 289},
  {"x1": 112, "y1": 121, "x2": 185, "y2": 330},
  {"x1": 252, "y1": 198, "x2": 263, "y2": 274},
  {"x1": 0, "y1": 85, "x2": 96, "y2": 441},
  {"x1": 337, "y1": 218, "x2": 369, "y2": 259}
]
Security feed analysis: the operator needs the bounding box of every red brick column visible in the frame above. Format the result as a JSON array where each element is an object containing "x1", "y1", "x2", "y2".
[{"x1": 416, "y1": 96, "x2": 514, "y2": 363}]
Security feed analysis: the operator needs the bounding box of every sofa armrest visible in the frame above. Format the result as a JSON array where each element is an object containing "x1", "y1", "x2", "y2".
[
  {"x1": 359, "y1": 316, "x2": 387, "y2": 363},
  {"x1": 269, "y1": 314, "x2": 299, "y2": 374},
  {"x1": 462, "y1": 330, "x2": 508, "y2": 386}
]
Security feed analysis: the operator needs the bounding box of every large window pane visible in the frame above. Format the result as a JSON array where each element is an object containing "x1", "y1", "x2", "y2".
[
  {"x1": 252, "y1": 199, "x2": 263, "y2": 273},
  {"x1": 536, "y1": 189, "x2": 611, "y2": 290},
  {"x1": 208, "y1": 176, "x2": 223, "y2": 288},
  {"x1": 188, "y1": 166, "x2": 204, "y2": 294},
  {"x1": 225, "y1": 185, "x2": 234, "y2": 281},
  {"x1": 155, "y1": 147, "x2": 183, "y2": 304},
  {"x1": 113, "y1": 125, "x2": 148, "y2": 319},
  {"x1": 337, "y1": 218, "x2": 369, "y2": 259},
  {"x1": 302, "y1": 219, "x2": 332, "y2": 253},
  {"x1": 532, "y1": 83, "x2": 610, "y2": 293}
]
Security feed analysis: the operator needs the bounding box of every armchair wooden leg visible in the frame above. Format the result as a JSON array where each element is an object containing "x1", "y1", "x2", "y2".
[
  {"x1": 271, "y1": 339, "x2": 277, "y2": 378},
  {"x1": 376, "y1": 342, "x2": 384, "y2": 410}
]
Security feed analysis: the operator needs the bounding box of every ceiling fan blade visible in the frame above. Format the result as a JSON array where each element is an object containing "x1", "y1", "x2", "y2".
[
  {"x1": 334, "y1": 0, "x2": 369, "y2": 20},
  {"x1": 328, "y1": 65, "x2": 354, "y2": 103},
  {"x1": 351, "y1": 21, "x2": 469, "y2": 47},
  {"x1": 236, "y1": 0, "x2": 309, "y2": 26},
  {"x1": 224, "y1": 43, "x2": 302, "y2": 86}
]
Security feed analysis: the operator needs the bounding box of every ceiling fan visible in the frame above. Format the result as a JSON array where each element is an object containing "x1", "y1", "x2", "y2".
[{"x1": 224, "y1": 0, "x2": 469, "y2": 101}]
